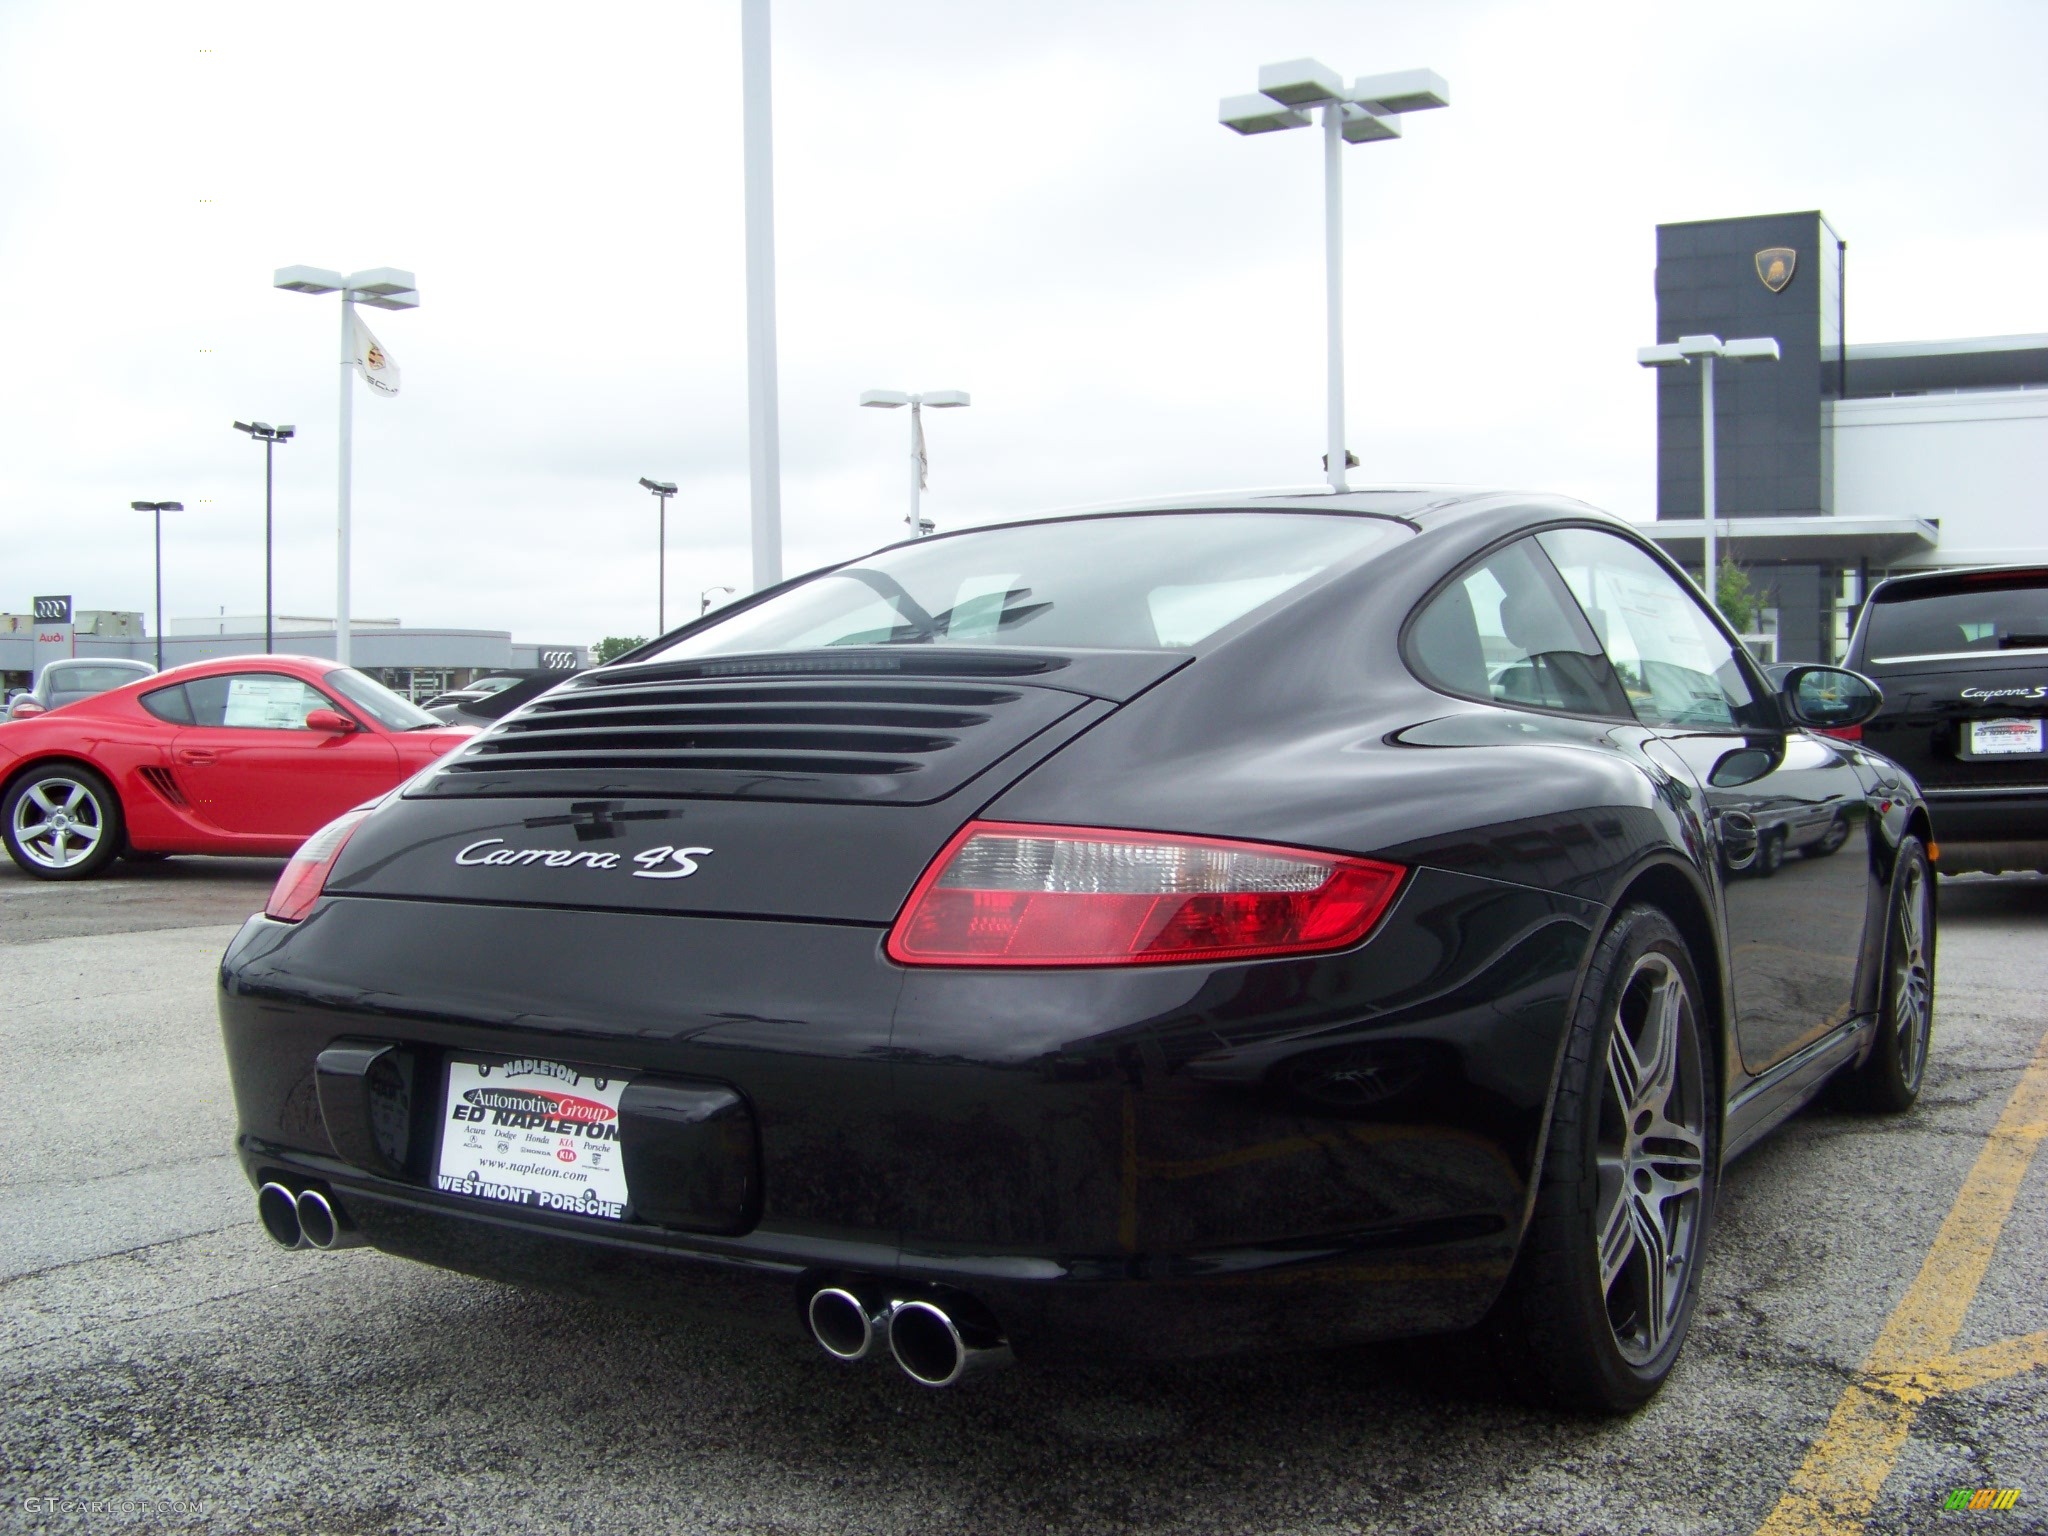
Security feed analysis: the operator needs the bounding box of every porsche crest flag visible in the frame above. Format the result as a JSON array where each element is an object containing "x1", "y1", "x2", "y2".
[{"x1": 350, "y1": 310, "x2": 401, "y2": 397}]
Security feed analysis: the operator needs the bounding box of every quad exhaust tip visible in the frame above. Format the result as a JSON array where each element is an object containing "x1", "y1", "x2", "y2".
[
  {"x1": 807, "y1": 1287, "x2": 887, "y2": 1361},
  {"x1": 256, "y1": 1183, "x2": 364, "y2": 1251},
  {"x1": 804, "y1": 1284, "x2": 1012, "y2": 1386},
  {"x1": 888, "y1": 1299, "x2": 1007, "y2": 1388},
  {"x1": 257, "y1": 1182, "x2": 304, "y2": 1248}
]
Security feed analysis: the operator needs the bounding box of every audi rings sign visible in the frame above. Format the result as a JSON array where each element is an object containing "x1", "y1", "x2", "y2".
[
  {"x1": 541, "y1": 649, "x2": 579, "y2": 671},
  {"x1": 31, "y1": 595, "x2": 73, "y2": 684}
]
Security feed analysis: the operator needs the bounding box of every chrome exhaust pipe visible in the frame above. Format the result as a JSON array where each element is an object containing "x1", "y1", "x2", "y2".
[
  {"x1": 886, "y1": 1298, "x2": 1012, "y2": 1388},
  {"x1": 257, "y1": 1182, "x2": 305, "y2": 1248},
  {"x1": 806, "y1": 1286, "x2": 890, "y2": 1362},
  {"x1": 293, "y1": 1187, "x2": 364, "y2": 1250}
]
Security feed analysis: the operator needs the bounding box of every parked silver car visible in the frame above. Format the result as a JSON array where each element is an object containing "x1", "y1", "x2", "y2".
[{"x1": 5, "y1": 659, "x2": 156, "y2": 721}]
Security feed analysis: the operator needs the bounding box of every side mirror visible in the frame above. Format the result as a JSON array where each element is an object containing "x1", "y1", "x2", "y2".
[
  {"x1": 1781, "y1": 665, "x2": 1882, "y2": 730},
  {"x1": 305, "y1": 708, "x2": 357, "y2": 734}
]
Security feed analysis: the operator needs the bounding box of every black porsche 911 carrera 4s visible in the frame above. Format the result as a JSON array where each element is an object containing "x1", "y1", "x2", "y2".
[{"x1": 219, "y1": 489, "x2": 1936, "y2": 1411}]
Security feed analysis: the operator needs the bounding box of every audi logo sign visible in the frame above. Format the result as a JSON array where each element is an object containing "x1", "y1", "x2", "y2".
[
  {"x1": 541, "y1": 649, "x2": 579, "y2": 671},
  {"x1": 33, "y1": 595, "x2": 72, "y2": 623}
]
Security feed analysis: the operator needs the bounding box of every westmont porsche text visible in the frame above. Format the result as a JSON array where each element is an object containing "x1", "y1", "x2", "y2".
[{"x1": 219, "y1": 491, "x2": 1936, "y2": 1411}]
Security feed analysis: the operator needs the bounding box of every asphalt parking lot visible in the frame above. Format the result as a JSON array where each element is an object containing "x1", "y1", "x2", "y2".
[{"x1": 2, "y1": 859, "x2": 2042, "y2": 1535}]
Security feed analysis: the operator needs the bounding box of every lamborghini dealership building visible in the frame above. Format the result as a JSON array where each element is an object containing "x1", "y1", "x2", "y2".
[{"x1": 1642, "y1": 209, "x2": 2048, "y2": 664}]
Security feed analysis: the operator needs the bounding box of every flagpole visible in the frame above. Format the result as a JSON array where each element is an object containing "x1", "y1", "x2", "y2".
[
  {"x1": 337, "y1": 292, "x2": 355, "y2": 668},
  {"x1": 908, "y1": 398, "x2": 922, "y2": 538},
  {"x1": 741, "y1": 0, "x2": 783, "y2": 590}
]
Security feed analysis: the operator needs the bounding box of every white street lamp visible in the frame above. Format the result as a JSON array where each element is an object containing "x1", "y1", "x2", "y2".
[
  {"x1": 638, "y1": 478, "x2": 678, "y2": 632},
  {"x1": 1638, "y1": 334, "x2": 1781, "y2": 612},
  {"x1": 1221, "y1": 62, "x2": 1448, "y2": 492},
  {"x1": 273, "y1": 264, "x2": 419, "y2": 667},
  {"x1": 860, "y1": 389, "x2": 970, "y2": 538},
  {"x1": 701, "y1": 584, "x2": 737, "y2": 616},
  {"x1": 130, "y1": 501, "x2": 184, "y2": 671},
  {"x1": 232, "y1": 421, "x2": 295, "y2": 655}
]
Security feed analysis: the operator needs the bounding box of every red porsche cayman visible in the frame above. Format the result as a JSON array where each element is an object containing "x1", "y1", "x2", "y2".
[{"x1": 0, "y1": 655, "x2": 473, "y2": 879}]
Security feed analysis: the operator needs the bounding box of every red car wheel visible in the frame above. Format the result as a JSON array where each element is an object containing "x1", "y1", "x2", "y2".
[{"x1": 3, "y1": 764, "x2": 125, "y2": 880}]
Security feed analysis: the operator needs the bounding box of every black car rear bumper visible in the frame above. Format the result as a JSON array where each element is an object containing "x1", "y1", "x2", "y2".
[
  {"x1": 220, "y1": 872, "x2": 1600, "y2": 1361},
  {"x1": 1918, "y1": 787, "x2": 2048, "y2": 873}
]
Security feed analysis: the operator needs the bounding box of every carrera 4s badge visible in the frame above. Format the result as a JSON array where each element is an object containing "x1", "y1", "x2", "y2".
[{"x1": 454, "y1": 839, "x2": 713, "y2": 879}]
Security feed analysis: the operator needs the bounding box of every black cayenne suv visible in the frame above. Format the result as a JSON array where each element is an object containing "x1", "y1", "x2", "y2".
[{"x1": 1844, "y1": 563, "x2": 2048, "y2": 874}]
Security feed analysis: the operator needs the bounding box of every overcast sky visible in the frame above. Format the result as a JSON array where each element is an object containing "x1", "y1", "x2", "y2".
[{"x1": 2, "y1": 0, "x2": 2043, "y2": 647}]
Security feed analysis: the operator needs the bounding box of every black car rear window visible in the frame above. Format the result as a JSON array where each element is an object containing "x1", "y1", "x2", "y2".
[
  {"x1": 1864, "y1": 572, "x2": 2048, "y2": 663},
  {"x1": 641, "y1": 513, "x2": 1404, "y2": 659}
]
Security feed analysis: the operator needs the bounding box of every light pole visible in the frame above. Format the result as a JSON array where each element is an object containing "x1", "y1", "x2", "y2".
[
  {"x1": 130, "y1": 501, "x2": 184, "y2": 670},
  {"x1": 273, "y1": 265, "x2": 419, "y2": 666},
  {"x1": 1638, "y1": 334, "x2": 1782, "y2": 611},
  {"x1": 233, "y1": 421, "x2": 295, "y2": 654},
  {"x1": 1220, "y1": 62, "x2": 1448, "y2": 491},
  {"x1": 859, "y1": 389, "x2": 969, "y2": 537},
  {"x1": 701, "y1": 585, "x2": 736, "y2": 616},
  {"x1": 639, "y1": 478, "x2": 678, "y2": 631}
]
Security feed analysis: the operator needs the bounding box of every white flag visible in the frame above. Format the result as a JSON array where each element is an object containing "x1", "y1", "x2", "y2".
[
  {"x1": 913, "y1": 405, "x2": 928, "y2": 491},
  {"x1": 351, "y1": 311, "x2": 401, "y2": 397}
]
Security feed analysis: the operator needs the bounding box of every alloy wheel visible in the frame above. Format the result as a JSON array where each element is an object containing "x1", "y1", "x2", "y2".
[
  {"x1": 10, "y1": 777, "x2": 107, "y2": 871},
  {"x1": 1593, "y1": 952, "x2": 1708, "y2": 1366},
  {"x1": 1890, "y1": 860, "x2": 1933, "y2": 1092}
]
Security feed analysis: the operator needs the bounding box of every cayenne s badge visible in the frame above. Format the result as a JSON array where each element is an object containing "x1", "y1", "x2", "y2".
[
  {"x1": 454, "y1": 838, "x2": 713, "y2": 878},
  {"x1": 1961, "y1": 684, "x2": 2048, "y2": 702},
  {"x1": 1755, "y1": 246, "x2": 1797, "y2": 291}
]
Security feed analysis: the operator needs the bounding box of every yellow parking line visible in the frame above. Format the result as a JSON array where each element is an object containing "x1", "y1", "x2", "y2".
[
  {"x1": 1754, "y1": 1021, "x2": 2048, "y2": 1535},
  {"x1": 1876, "y1": 1330, "x2": 2048, "y2": 1402}
]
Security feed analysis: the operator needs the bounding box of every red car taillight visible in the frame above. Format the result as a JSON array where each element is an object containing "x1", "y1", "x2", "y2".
[
  {"x1": 265, "y1": 807, "x2": 374, "y2": 922},
  {"x1": 886, "y1": 821, "x2": 1406, "y2": 967}
]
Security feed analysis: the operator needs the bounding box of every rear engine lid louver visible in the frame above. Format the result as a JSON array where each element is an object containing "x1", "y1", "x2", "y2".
[{"x1": 409, "y1": 651, "x2": 1156, "y2": 806}]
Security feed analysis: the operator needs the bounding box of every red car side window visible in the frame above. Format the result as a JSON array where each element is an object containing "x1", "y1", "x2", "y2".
[{"x1": 140, "y1": 684, "x2": 195, "y2": 724}]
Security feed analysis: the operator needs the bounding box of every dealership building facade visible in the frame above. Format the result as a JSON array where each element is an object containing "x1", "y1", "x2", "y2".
[
  {"x1": 0, "y1": 608, "x2": 585, "y2": 699},
  {"x1": 1642, "y1": 209, "x2": 2047, "y2": 664}
]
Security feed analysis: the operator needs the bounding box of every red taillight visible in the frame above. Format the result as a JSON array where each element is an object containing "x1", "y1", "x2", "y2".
[
  {"x1": 886, "y1": 821, "x2": 1406, "y2": 968},
  {"x1": 1819, "y1": 724, "x2": 1863, "y2": 741},
  {"x1": 265, "y1": 807, "x2": 374, "y2": 922}
]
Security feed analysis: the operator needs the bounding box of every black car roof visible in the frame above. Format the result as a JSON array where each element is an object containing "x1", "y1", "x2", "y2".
[{"x1": 927, "y1": 486, "x2": 1630, "y2": 539}]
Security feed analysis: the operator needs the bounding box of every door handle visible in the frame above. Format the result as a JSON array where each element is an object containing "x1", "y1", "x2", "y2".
[{"x1": 176, "y1": 749, "x2": 217, "y2": 766}]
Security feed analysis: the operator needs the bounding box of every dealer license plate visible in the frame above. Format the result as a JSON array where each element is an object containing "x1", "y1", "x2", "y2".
[
  {"x1": 436, "y1": 1057, "x2": 629, "y2": 1220},
  {"x1": 1969, "y1": 718, "x2": 2044, "y2": 756}
]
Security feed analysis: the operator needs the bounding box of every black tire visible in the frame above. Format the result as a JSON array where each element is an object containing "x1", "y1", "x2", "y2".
[
  {"x1": 1485, "y1": 905, "x2": 1717, "y2": 1412},
  {"x1": 1757, "y1": 830, "x2": 1785, "y2": 877},
  {"x1": 2, "y1": 763, "x2": 125, "y2": 880},
  {"x1": 1833, "y1": 838, "x2": 1935, "y2": 1113}
]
